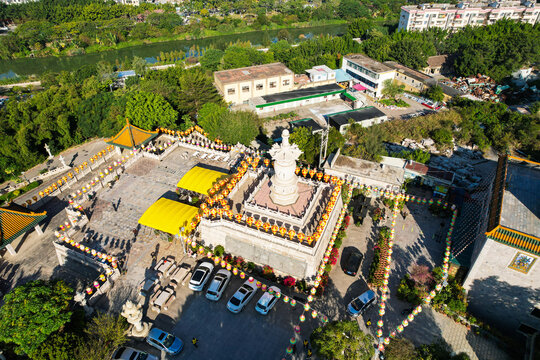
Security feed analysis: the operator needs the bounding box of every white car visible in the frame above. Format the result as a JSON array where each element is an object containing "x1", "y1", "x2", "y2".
[
  {"x1": 255, "y1": 286, "x2": 281, "y2": 315},
  {"x1": 189, "y1": 261, "x2": 214, "y2": 291},
  {"x1": 112, "y1": 346, "x2": 159, "y2": 360},
  {"x1": 205, "y1": 269, "x2": 231, "y2": 301},
  {"x1": 227, "y1": 280, "x2": 257, "y2": 313}
]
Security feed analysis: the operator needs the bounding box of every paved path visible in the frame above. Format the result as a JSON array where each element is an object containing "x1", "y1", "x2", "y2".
[{"x1": 323, "y1": 196, "x2": 512, "y2": 360}]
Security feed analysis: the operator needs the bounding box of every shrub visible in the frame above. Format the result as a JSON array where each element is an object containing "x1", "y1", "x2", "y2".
[
  {"x1": 410, "y1": 264, "x2": 433, "y2": 287},
  {"x1": 262, "y1": 265, "x2": 273, "y2": 275},
  {"x1": 214, "y1": 245, "x2": 225, "y2": 257},
  {"x1": 296, "y1": 279, "x2": 307, "y2": 293},
  {"x1": 283, "y1": 276, "x2": 296, "y2": 287}
]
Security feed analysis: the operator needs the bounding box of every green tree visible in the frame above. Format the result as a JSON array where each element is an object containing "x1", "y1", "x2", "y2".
[
  {"x1": 125, "y1": 91, "x2": 177, "y2": 130},
  {"x1": 430, "y1": 128, "x2": 453, "y2": 147},
  {"x1": 382, "y1": 79, "x2": 405, "y2": 100},
  {"x1": 132, "y1": 56, "x2": 147, "y2": 76},
  {"x1": 385, "y1": 337, "x2": 416, "y2": 360},
  {"x1": 289, "y1": 126, "x2": 320, "y2": 164},
  {"x1": 77, "y1": 92, "x2": 115, "y2": 139},
  {"x1": 32, "y1": 332, "x2": 81, "y2": 360},
  {"x1": 0, "y1": 280, "x2": 72, "y2": 356},
  {"x1": 347, "y1": 19, "x2": 372, "y2": 39},
  {"x1": 311, "y1": 320, "x2": 374, "y2": 360},
  {"x1": 423, "y1": 85, "x2": 444, "y2": 103},
  {"x1": 277, "y1": 29, "x2": 290, "y2": 41},
  {"x1": 198, "y1": 103, "x2": 260, "y2": 146},
  {"x1": 74, "y1": 313, "x2": 128, "y2": 360},
  {"x1": 200, "y1": 48, "x2": 224, "y2": 71}
]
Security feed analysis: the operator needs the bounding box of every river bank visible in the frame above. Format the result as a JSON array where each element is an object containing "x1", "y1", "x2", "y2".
[{"x1": 0, "y1": 23, "x2": 347, "y2": 78}]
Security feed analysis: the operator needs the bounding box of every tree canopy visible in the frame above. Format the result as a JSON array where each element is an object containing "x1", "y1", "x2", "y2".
[
  {"x1": 310, "y1": 320, "x2": 374, "y2": 360},
  {"x1": 0, "y1": 280, "x2": 73, "y2": 356},
  {"x1": 197, "y1": 103, "x2": 261, "y2": 146},
  {"x1": 125, "y1": 91, "x2": 178, "y2": 130}
]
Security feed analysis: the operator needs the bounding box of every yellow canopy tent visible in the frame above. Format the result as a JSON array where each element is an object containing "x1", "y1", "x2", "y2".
[
  {"x1": 138, "y1": 198, "x2": 198, "y2": 235},
  {"x1": 176, "y1": 166, "x2": 228, "y2": 196}
]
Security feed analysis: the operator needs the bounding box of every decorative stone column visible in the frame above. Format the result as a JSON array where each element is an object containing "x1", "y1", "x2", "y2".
[
  {"x1": 121, "y1": 300, "x2": 150, "y2": 338},
  {"x1": 269, "y1": 129, "x2": 302, "y2": 206},
  {"x1": 74, "y1": 291, "x2": 94, "y2": 315}
]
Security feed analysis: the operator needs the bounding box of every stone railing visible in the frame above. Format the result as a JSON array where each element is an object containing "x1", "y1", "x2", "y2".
[{"x1": 243, "y1": 177, "x2": 330, "y2": 229}]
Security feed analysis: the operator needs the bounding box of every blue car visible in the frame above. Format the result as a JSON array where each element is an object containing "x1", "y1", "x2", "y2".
[
  {"x1": 347, "y1": 290, "x2": 376, "y2": 317},
  {"x1": 146, "y1": 328, "x2": 183, "y2": 355}
]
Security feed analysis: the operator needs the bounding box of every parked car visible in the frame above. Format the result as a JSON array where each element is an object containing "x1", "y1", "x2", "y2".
[
  {"x1": 206, "y1": 269, "x2": 231, "y2": 301},
  {"x1": 146, "y1": 328, "x2": 183, "y2": 355},
  {"x1": 347, "y1": 290, "x2": 376, "y2": 316},
  {"x1": 189, "y1": 261, "x2": 214, "y2": 291},
  {"x1": 112, "y1": 346, "x2": 158, "y2": 360},
  {"x1": 227, "y1": 280, "x2": 257, "y2": 313},
  {"x1": 342, "y1": 248, "x2": 363, "y2": 276},
  {"x1": 255, "y1": 286, "x2": 281, "y2": 315}
]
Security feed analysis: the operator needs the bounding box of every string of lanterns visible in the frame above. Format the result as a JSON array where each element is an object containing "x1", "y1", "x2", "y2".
[
  {"x1": 382, "y1": 204, "x2": 457, "y2": 348},
  {"x1": 54, "y1": 230, "x2": 119, "y2": 269},
  {"x1": 283, "y1": 183, "x2": 354, "y2": 357},
  {"x1": 158, "y1": 126, "x2": 231, "y2": 152},
  {"x1": 34, "y1": 145, "x2": 132, "y2": 200}
]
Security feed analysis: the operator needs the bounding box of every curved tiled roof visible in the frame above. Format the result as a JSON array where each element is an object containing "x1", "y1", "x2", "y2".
[
  {"x1": 106, "y1": 120, "x2": 158, "y2": 150},
  {"x1": 0, "y1": 204, "x2": 47, "y2": 250}
]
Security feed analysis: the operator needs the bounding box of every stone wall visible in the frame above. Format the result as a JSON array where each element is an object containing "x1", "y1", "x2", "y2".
[
  {"x1": 198, "y1": 195, "x2": 343, "y2": 279},
  {"x1": 463, "y1": 239, "x2": 540, "y2": 334}
]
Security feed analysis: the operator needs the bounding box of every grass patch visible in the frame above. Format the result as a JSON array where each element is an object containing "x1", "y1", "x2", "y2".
[
  {"x1": 379, "y1": 98, "x2": 409, "y2": 107},
  {"x1": 0, "y1": 181, "x2": 41, "y2": 205}
]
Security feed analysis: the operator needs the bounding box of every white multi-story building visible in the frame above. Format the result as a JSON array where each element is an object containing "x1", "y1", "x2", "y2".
[
  {"x1": 341, "y1": 54, "x2": 396, "y2": 98},
  {"x1": 398, "y1": 1, "x2": 539, "y2": 32}
]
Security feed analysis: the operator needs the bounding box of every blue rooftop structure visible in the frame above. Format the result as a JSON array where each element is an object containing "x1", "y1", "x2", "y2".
[
  {"x1": 334, "y1": 69, "x2": 353, "y2": 83},
  {"x1": 116, "y1": 70, "x2": 136, "y2": 79}
]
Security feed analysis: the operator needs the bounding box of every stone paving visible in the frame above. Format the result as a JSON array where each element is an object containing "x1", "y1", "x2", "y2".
[{"x1": 319, "y1": 196, "x2": 512, "y2": 360}]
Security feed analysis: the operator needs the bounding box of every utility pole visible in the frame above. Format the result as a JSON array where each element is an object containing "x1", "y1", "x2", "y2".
[{"x1": 311, "y1": 109, "x2": 329, "y2": 169}]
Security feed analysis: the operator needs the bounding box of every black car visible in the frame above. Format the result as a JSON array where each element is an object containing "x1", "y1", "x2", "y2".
[{"x1": 342, "y1": 248, "x2": 363, "y2": 276}]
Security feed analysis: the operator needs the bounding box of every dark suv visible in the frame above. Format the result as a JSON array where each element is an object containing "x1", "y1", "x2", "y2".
[{"x1": 342, "y1": 247, "x2": 363, "y2": 276}]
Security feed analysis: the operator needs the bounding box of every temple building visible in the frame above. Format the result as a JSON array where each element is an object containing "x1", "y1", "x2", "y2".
[
  {"x1": 106, "y1": 119, "x2": 158, "y2": 152},
  {"x1": 0, "y1": 203, "x2": 46, "y2": 255},
  {"x1": 463, "y1": 156, "x2": 540, "y2": 337},
  {"x1": 195, "y1": 130, "x2": 344, "y2": 279}
]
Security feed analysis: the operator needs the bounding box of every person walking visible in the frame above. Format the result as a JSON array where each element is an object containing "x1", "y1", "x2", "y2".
[
  {"x1": 366, "y1": 318, "x2": 372, "y2": 327},
  {"x1": 192, "y1": 337, "x2": 198, "y2": 348},
  {"x1": 303, "y1": 339, "x2": 309, "y2": 350},
  {"x1": 307, "y1": 348, "x2": 313, "y2": 359}
]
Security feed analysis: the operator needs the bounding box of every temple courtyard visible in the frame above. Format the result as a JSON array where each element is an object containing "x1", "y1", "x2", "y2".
[{"x1": 0, "y1": 128, "x2": 514, "y2": 360}]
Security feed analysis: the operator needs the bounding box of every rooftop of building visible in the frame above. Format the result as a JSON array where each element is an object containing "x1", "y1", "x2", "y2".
[
  {"x1": 306, "y1": 65, "x2": 334, "y2": 75},
  {"x1": 404, "y1": 160, "x2": 455, "y2": 182},
  {"x1": 344, "y1": 54, "x2": 395, "y2": 74},
  {"x1": 257, "y1": 83, "x2": 344, "y2": 105},
  {"x1": 402, "y1": 1, "x2": 535, "y2": 10},
  {"x1": 330, "y1": 152, "x2": 405, "y2": 187},
  {"x1": 327, "y1": 107, "x2": 387, "y2": 127},
  {"x1": 426, "y1": 54, "x2": 453, "y2": 68},
  {"x1": 383, "y1": 61, "x2": 432, "y2": 82},
  {"x1": 500, "y1": 157, "x2": 540, "y2": 236},
  {"x1": 289, "y1": 118, "x2": 324, "y2": 133},
  {"x1": 335, "y1": 69, "x2": 354, "y2": 83},
  {"x1": 485, "y1": 156, "x2": 540, "y2": 255},
  {"x1": 106, "y1": 120, "x2": 158, "y2": 150},
  {"x1": 214, "y1": 63, "x2": 293, "y2": 84}
]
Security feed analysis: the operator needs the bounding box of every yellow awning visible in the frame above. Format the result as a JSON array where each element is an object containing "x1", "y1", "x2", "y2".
[
  {"x1": 176, "y1": 166, "x2": 228, "y2": 195},
  {"x1": 138, "y1": 198, "x2": 198, "y2": 235}
]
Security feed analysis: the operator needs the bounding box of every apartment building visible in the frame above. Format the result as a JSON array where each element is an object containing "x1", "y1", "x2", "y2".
[
  {"x1": 399, "y1": 1, "x2": 539, "y2": 32},
  {"x1": 341, "y1": 54, "x2": 396, "y2": 98},
  {"x1": 214, "y1": 63, "x2": 294, "y2": 105}
]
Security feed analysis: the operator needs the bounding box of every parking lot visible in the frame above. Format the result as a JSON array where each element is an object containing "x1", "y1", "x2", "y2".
[{"x1": 133, "y1": 259, "x2": 320, "y2": 360}]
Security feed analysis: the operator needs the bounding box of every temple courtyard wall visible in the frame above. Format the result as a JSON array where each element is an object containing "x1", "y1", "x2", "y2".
[{"x1": 198, "y1": 195, "x2": 343, "y2": 280}]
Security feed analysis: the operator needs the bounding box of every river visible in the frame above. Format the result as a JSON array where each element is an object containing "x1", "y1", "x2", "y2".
[{"x1": 0, "y1": 24, "x2": 346, "y2": 78}]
